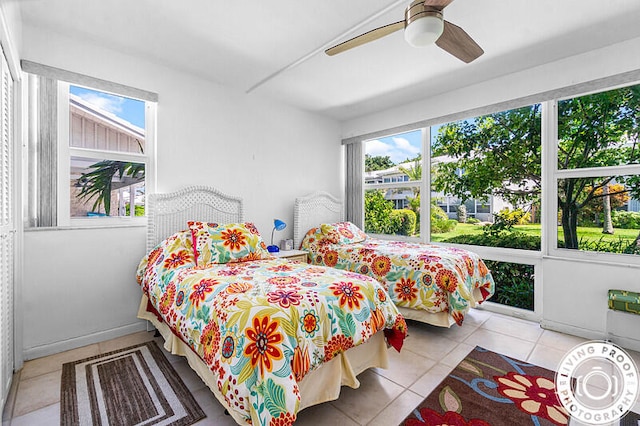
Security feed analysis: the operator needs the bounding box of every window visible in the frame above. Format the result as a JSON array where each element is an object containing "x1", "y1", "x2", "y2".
[
  {"x1": 66, "y1": 84, "x2": 147, "y2": 220},
  {"x1": 364, "y1": 129, "x2": 423, "y2": 237},
  {"x1": 23, "y1": 61, "x2": 157, "y2": 227},
  {"x1": 555, "y1": 83, "x2": 640, "y2": 256},
  {"x1": 352, "y1": 76, "x2": 640, "y2": 314},
  {"x1": 430, "y1": 105, "x2": 542, "y2": 250}
]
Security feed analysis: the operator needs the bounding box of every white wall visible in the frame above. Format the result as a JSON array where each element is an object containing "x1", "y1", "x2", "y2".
[
  {"x1": 19, "y1": 25, "x2": 343, "y2": 359},
  {"x1": 342, "y1": 36, "x2": 640, "y2": 351},
  {"x1": 22, "y1": 227, "x2": 147, "y2": 359},
  {"x1": 541, "y1": 258, "x2": 640, "y2": 349}
]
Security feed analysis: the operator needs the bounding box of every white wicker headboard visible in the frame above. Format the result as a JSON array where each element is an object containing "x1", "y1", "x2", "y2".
[
  {"x1": 146, "y1": 186, "x2": 244, "y2": 251},
  {"x1": 293, "y1": 191, "x2": 344, "y2": 249}
]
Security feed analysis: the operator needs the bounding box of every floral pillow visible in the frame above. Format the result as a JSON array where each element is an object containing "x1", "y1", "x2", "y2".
[
  {"x1": 188, "y1": 221, "x2": 273, "y2": 266},
  {"x1": 300, "y1": 226, "x2": 339, "y2": 250},
  {"x1": 137, "y1": 230, "x2": 195, "y2": 288},
  {"x1": 321, "y1": 221, "x2": 367, "y2": 244}
]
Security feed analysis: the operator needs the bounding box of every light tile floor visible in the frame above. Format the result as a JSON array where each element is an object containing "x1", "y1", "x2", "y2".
[{"x1": 3, "y1": 309, "x2": 640, "y2": 425}]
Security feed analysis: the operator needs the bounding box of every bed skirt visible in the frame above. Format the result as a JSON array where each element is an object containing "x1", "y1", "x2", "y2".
[
  {"x1": 137, "y1": 294, "x2": 390, "y2": 424},
  {"x1": 398, "y1": 287, "x2": 486, "y2": 327}
]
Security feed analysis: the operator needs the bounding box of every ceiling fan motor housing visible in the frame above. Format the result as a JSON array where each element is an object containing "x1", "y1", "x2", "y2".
[{"x1": 404, "y1": 1, "x2": 444, "y2": 47}]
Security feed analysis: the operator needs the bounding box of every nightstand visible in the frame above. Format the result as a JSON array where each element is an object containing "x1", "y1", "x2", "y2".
[{"x1": 272, "y1": 249, "x2": 308, "y2": 263}]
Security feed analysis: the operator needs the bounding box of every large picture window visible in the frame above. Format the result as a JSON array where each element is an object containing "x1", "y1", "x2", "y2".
[{"x1": 353, "y1": 76, "x2": 640, "y2": 314}]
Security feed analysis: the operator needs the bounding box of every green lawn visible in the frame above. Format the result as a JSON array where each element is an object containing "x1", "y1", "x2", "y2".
[
  {"x1": 430, "y1": 223, "x2": 485, "y2": 242},
  {"x1": 430, "y1": 222, "x2": 640, "y2": 245}
]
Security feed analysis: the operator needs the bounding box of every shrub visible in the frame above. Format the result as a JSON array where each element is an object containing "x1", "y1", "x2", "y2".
[
  {"x1": 611, "y1": 210, "x2": 640, "y2": 229},
  {"x1": 364, "y1": 190, "x2": 394, "y2": 234},
  {"x1": 432, "y1": 219, "x2": 458, "y2": 233},
  {"x1": 484, "y1": 260, "x2": 534, "y2": 311},
  {"x1": 431, "y1": 203, "x2": 457, "y2": 233},
  {"x1": 389, "y1": 209, "x2": 417, "y2": 236},
  {"x1": 494, "y1": 208, "x2": 531, "y2": 227},
  {"x1": 443, "y1": 231, "x2": 540, "y2": 250},
  {"x1": 466, "y1": 217, "x2": 480, "y2": 224}
]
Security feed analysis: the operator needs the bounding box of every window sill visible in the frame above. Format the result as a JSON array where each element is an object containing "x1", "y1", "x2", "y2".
[{"x1": 25, "y1": 217, "x2": 147, "y2": 232}]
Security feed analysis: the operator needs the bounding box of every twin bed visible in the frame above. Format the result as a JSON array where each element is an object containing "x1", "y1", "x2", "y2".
[
  {"x1": 136, "y1": 186, "x2": 407, "y2": 426},
  {"x1": 293, "y1": 191, "x2": 495, "y2": 328}
]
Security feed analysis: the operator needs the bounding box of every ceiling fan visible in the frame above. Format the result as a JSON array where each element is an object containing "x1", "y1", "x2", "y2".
[{"x1": 325, "y1": 0, "x2": 483, "y2": 63}]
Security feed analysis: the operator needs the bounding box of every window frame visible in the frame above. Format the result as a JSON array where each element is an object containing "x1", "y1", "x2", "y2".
[
  {"x1": 56, "y1": 81, "x2": 156, "y2": 227},
  {"x1": 545, "y1": 92, "x2": 640, "y2": 263}
]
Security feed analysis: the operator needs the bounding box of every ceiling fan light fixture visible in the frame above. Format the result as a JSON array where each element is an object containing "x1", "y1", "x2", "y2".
[{"x1": 404, "y1": 12, "x2": 444, "y2": 48}]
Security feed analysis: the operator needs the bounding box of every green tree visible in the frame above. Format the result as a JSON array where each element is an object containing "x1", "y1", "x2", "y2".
[
  {"x1": 365, "y1": 154, "x2": 395, "y2": 172},
  {"x1": 557, "y1": 87, "x2": 640, "y2": 247},
  {"x1": 432, "y1": 87, "x2": 640, "y2": 249},
  {"x1": 432, "y1": 105, "x2": 542, "y2": 207}
]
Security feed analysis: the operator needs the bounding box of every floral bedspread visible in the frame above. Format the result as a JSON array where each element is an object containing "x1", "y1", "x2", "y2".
[
  {"x1": 302, "y1": 237, "x2": 495, "y2": 326},
  {"x1": 136, "y1": 231, "x2": 406, "y2": 426}
]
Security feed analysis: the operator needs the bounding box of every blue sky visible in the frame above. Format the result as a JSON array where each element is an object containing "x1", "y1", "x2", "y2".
[
  {"x1": 365, "y1": 127, "x2": 444, "y2": 164},
  {"x1": 70, "y1": 85, "x2": 145, "y2": 129},
  {"x1": 366, "y1": 129, "x2": 422, "y2": 164}
]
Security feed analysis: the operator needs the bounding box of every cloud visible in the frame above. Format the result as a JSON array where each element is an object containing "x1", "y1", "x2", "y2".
[
  {"x1": 366, "y1": 136, "x2": 420, "y2": 164},
  {"x1": 77, "y1": 92, "x2": 125, "y2": 115}
]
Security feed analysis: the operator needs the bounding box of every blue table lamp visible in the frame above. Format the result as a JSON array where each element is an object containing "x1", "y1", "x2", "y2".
[{"x1": 268, "y1": 219, "x2": 286, "y2": 252}]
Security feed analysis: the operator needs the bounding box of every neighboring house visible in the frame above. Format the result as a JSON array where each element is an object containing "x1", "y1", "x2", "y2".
[
  {"x1": 366, "y1": 159, "x2": 513, "y2": 222},
  {"x1": 69, "y1": 94, "x2": 145, "y2": 217},
  {"x1": 364, "y1": 164, "x2": 412, "y2": 210}
]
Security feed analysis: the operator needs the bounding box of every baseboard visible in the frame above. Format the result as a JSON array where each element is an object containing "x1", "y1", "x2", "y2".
[
  {"x1": 480, "y1": 301, "x2": 541, "y2": 323},
  {"x1": 540, "y1": 319, "x2": 640, "y2": 352},
  {"x1": 609, "y1": 335, "x2": 640, "y2": 353},
  {"x1": 22, "y1": 321, "x2": 147, "y2": 361}
]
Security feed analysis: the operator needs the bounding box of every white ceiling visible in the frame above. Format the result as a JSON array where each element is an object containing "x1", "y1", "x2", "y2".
[{"x1": 16, "y1": 0, "x2": 640, "y2": 121}]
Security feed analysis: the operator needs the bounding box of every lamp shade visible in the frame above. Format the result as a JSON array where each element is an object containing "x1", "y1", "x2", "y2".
[
  {"x1": 404, "y1": 13, "x2": 444, "y2": 48},
  {"x1": 268, "y1": 219, "x2": 287, "y2": 253},
  {"x1": 274, "y1": 219, "x2": 286, "y2": 231}
]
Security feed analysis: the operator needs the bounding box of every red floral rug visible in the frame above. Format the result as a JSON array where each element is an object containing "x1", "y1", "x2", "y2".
[{"x1": 401, "y1": 346, "x2": 569, "y2": 426}]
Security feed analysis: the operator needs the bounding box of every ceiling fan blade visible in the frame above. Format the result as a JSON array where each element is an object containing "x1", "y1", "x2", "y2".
[
  {"x1": 325, "y1": 20, "x2": 405, "y2": 56},
  {"x1": 435, "y1": 20, "x2": 483, "y2": 63},
  {"x1": 423, "y1": 0, "x2": 454, "y2": 9}
]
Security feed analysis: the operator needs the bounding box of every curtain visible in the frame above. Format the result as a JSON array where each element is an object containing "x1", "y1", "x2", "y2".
[
  {"x1": 345, "y1": 141, "x2": 363, "y2": 228},
  {"x1": 31, "y1": 75, "x2": 57, "y2": 227}
]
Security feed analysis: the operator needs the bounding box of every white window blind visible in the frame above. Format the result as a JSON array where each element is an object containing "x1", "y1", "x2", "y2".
[{"x1": 0, "y1": 43, "x2": 15, "y2": 413}]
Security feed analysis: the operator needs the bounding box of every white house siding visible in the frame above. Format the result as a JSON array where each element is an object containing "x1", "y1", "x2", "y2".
[{"x1": 70, "y1": 98, "x2": 144, "y2": 153}]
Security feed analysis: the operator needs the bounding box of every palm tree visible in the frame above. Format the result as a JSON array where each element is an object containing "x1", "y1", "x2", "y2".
[
  {"x1": 76, "y1": 139, "x2": 145, "y2": 216},
  {"x1": 398, "y1": 159, "x2": 423, "y2": 232},
  {"x1": 398, "y1": 159, "x2": 422, "y2": 190}
]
